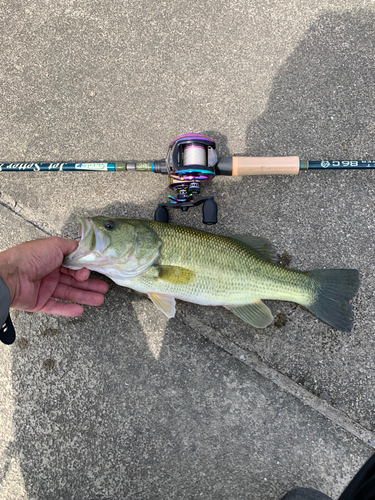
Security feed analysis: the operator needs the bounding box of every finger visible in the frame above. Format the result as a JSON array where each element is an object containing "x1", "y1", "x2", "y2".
[
  {"x1": 52, "y1": 283, "x2": 106, "y2": 306},
  {"x1": 59, "y1": 273, "x2": 110, "y2": 294},
  {"x1": 73, "y1": 268, "x2": 91, "y2": 281},
  {"x1": 53, "y1": 237, "x2": 79, "y2": 257},
  {"x1": 36, "y1": 299, "x2": 84, "y2": 317},
  {"x1": 61, "y1": 266, "x2": 91, "y2": 281},
  {"x1": 35, "y1": 236, "x2": 79, "y2": 263}
]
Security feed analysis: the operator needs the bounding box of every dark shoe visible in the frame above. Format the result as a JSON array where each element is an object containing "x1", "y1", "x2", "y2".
[{"x1": 281, "y1": 488, "x2": 333, "y2": 500}]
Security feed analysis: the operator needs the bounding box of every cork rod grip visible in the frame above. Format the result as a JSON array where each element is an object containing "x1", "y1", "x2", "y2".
[{"x1": 232, "y1": 156, "x2": 300, "y2": 176}]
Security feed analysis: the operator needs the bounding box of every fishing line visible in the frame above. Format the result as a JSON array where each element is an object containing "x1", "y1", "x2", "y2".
[{"x1": 183, "y1": 145, "x2": 206, "y2": 168}]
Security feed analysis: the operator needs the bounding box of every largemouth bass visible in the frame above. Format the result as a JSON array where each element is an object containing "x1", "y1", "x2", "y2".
[{"x1": 63, "y1": 217, "x2": 360, "y2": 332}]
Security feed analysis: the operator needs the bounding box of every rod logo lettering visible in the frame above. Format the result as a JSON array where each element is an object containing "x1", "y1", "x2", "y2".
[
  {"x1": 0, "y1": 163, "x2": 41, "y2": 171},
  {"x1": 75, "y1": 163, "x2": 108, "y2": 171}
]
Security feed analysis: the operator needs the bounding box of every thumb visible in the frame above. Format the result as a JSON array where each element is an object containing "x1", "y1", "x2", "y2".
[{"x1": 49, "y1": 236, "x2": 79, "y2": 257}]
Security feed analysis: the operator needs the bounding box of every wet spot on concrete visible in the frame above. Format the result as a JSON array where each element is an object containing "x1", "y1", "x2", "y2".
[
  {"x1": 17, "y1": 337, "x2": 29, "y2": 350},
  {"x1": 278, "y1": 252, "x2": 292, "y2": 267},
  {"x1": 42, "y1": 358, "x2": 56, "y2": 371},
  {"x1": 67, "y1": 318, "x2": 85, "y2": 325},
  {"x1": 41, "y1": 328, "x2": 60, "y2": 338},
  {"x1": 274, "y1": 313, "x2": 288, "y2": 328}
]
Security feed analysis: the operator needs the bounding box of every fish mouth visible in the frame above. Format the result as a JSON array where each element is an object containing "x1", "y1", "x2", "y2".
[{"x1": 63, "y1": 217, "x2": 111, "y2": 269}]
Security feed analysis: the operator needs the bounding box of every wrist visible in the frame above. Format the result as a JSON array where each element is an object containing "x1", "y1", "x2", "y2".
[{"x1": 0, "y1": 250, "x2": 17, "y2": 305}]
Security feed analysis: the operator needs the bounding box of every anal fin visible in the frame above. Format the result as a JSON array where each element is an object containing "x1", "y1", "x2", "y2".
[
  {"x1": 225, "y1": 301, "x2": 273, "y2": 328},
  {"x1": 148, "y1": 293, "x2": 176, "y2": 318}
]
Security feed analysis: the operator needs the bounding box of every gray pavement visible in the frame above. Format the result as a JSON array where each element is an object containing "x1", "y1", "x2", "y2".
[{"x1": 0, "y1": 1, "x2": 375, "y2": 499}]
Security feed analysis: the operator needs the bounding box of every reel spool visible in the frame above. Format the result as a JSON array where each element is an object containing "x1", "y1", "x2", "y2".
[
  {"x1": 154, "y1": 134, "x2": 218, "y2": 224},
  {"x1": 166, "y1": 133, "x2": 217, "y2": 201}
]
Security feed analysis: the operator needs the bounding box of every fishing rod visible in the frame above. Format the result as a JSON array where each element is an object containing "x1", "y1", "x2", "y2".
[{"x1": 1, "y1": 133, "x2": 374, "y2": 224}]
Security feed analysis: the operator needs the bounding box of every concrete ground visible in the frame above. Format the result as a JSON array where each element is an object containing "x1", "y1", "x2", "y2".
[{"x1": 0, "y1": 1, "x2": 375, "y2": 499}]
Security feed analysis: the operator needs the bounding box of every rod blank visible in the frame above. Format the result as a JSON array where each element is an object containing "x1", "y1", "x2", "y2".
[{"x1": 1, "y1": 158, "x2": 375, "y2": 174}]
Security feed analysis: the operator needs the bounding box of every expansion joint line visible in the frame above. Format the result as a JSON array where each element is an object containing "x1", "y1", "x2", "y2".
[
  {"x1": 183, "y1": 313, "x2": 375, "y2": 450},
  {"x1": 0, "y1": 193, "x2": 55, "y2": 237}
]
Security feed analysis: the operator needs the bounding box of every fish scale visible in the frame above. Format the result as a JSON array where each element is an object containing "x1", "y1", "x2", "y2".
[{"x1": 136, "y1": 221, "x2": 314, "y2": 306}]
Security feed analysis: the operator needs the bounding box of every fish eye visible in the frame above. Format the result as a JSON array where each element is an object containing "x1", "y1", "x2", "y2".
[{"x1": 104, "y1": 220, "x2": 115, "y2": 230}]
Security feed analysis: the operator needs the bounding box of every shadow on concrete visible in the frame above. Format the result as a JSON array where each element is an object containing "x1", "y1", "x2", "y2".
[{"x1": 244, "y1": 10, "x2": 375, "y2": 160}]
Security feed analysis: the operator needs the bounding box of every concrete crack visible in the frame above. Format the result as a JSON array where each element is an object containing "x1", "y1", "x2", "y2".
[
  {"x1": 184, "y1": 313, "x2": 375, "y2": 450},
  {"x1": 0, "y1": 192, "x2": 57, "y2": 236}
]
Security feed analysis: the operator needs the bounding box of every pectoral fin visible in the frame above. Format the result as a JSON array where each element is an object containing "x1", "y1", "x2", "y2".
[
  {"x1": 156, "y1": 265, "x2": 194, "y2": 285},
  {"x1": 225, "y1": 301, "x2": 274, "y2": 328},
  {"x1": 148, "y1": 293, "x2": 176, "y2": 318}
]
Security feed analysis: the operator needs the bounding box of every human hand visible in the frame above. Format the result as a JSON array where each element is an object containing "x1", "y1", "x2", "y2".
[{"x1": 0, "y1": 236, "x2": 109, "y2": 316}]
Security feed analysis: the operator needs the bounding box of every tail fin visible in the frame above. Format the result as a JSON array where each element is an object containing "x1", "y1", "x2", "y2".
[{"x1": 305, "y1": 269, "x2": 360, "y2": 332}]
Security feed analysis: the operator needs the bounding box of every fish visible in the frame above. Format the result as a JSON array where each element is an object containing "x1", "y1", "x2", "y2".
[{"x1": 63, "y1": 217, "x2": 360, "y2": 332}]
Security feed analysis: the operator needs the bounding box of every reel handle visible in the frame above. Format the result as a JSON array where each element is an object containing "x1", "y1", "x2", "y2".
[{"x1": 155, "y1": 196, "x2": 217, "y2": 225}]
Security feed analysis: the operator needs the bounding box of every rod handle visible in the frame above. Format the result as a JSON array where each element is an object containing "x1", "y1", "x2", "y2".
[{"x1": 231, "y1": 156, "x2": 300, "y2": 176}]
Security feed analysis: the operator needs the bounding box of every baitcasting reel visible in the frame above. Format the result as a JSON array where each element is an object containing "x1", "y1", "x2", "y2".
[{"x1": 154, "y1": 134, "x2": 219, "y2": 224}]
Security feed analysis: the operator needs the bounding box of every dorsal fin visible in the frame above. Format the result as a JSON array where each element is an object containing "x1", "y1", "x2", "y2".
[{"x1": 231, "y1": 235, "x2": 278, "y2": 264}]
